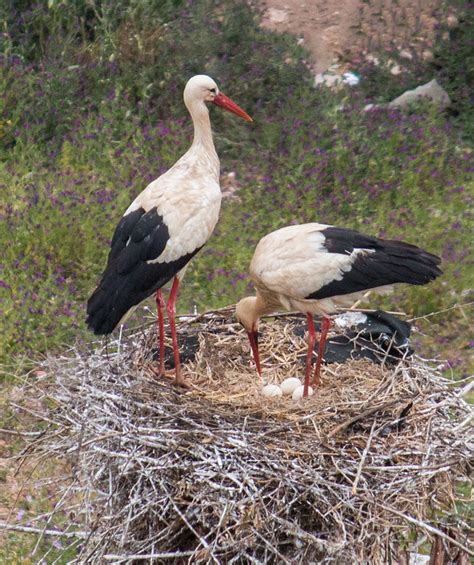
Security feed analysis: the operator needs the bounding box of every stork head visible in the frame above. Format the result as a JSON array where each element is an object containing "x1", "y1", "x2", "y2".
[
  {"x1": 236, "y1": 296, "x2": 262, "y2": 376},
  {"x1": 183, "y1": 75, "x2": 253, "y2": 122}
]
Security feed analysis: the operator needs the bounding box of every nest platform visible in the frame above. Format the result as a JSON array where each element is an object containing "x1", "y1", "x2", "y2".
[{"x1": 11, "y1": 309, "x2": 473, "y2": 563}]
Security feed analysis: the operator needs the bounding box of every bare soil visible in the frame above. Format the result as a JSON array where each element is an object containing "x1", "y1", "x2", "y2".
[{"x1": 258, "y1": 0, "x2": 446, "y2": 73}]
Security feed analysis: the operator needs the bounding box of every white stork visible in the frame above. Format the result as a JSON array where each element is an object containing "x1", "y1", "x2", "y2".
[
  {"x1": 236, "y1": 223, "x2": 442, "y2": 396},
  {"x1": 86, "y1": 75, "x2": 252, "y2": 386}
]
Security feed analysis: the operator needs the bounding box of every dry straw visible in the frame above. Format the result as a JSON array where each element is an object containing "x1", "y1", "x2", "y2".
[{"x1": 6, "y1": 309, "x2": 473, "y2": 563}]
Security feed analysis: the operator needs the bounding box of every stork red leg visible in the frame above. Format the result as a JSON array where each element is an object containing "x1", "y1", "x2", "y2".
[
  {"x1": 304, "y1": 313, "x2": 316, "y2": 397},
  {"x1": 155, "y1": 289, "x2": 166, "y2": 375},
  {"x1": 313, "y1": 316, "x2": 331, "y2": 386},
  {"x1": 166, "y1": 276, "x2": 188, "y2": 387}
]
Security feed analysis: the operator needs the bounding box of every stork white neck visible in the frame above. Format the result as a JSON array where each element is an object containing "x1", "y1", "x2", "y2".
[
  {"x1": 186, "y1": 99, "x2": 219, "y2": 178},
  {"x1": 236, "y1": 291, "x2": 275, "y2": 332}
]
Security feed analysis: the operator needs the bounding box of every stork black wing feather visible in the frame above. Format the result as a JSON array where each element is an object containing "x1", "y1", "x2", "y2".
[
  {"x1": 320, "y1": 227, "x2": 383, "y2": 254},
  {"x1": 307, "y1": 228, "x2": 442, "y2": 300},
  {"x1": 86, "y1": 207, "x2": 201, "y2": 335},
  {"x1": 108, "y1": 208, "x2": 145, "y2": 265}
]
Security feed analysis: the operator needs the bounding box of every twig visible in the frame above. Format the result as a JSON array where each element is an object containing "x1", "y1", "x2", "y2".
[
  {"x1": 341, "y1": 307, "x2": 407, "y2": 316},
  {"x1": 456, "y1": 379, "x2": 474, "y2": 398},
  {"x1": 327, "y1": 400, "x2": 400, "y2": 438},
  {"x1": 367, "y1": 502, "x2": 474, "y2": 557},
  {"x1": 352, "y1": 421, "x2": 376, "y2": 495},
  {"x1": 452, "y1": 413, "x2": 474, "y2": 432},
  {"x1": 0, "y1": 521, "x2": 87, "y2": 539},
  {"x1": 0, "y1": 428, "x2": 43, "y2": 437},
  {"x1": 408, "y1": 301, "x2": 474, "y2": 322},
  {"x1": 180, "y1": 304, "x2": 236, "y2": 326},
  {"x1": 103, "y1": 551, "x2": 198, "y2": 560}
]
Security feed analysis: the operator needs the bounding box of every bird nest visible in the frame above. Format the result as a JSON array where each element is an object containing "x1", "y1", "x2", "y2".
[{"x1": 12, "y1": 309, "x2": 473, "y2": 563}]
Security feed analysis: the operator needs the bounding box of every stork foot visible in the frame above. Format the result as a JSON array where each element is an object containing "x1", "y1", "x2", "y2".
[
  {"x1": 147, "y1": 363, "x2": 172, "y2": 379},
  {"x1": 148, "y1": 364, "x2": 192, "y2": 388},
  {"x1": 174, "y1": 373, "x2": 191, "y2": 389}
]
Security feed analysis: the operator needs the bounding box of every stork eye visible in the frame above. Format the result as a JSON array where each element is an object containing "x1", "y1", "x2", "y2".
[{"x1": 209, "y1": 88, "x2": 216, "y2": 94}]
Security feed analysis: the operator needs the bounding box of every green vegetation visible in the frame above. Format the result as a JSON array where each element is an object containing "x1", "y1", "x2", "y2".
[{"x1": 1, "y1": 0, "x2": 472, "y2": 378}]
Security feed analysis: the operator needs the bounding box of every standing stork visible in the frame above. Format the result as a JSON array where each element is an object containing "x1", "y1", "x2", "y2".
[
  {"x1": 236, "y1": 223, "x2": 442, "y2": 396},
  {"x1": 86, "y1": 75, "x2": 252, "y2": 386}
]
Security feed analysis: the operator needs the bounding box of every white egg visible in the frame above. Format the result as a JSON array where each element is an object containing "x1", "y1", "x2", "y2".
[
  {"x1": 292, "y1": 385, "x2": 314, "y2": 401},
  {"x1": 280, "y1": 377, "x2": 302, "y2": 395},
  {"x1": 261, "y1": 384, "x2": 283, "y2": 398}
]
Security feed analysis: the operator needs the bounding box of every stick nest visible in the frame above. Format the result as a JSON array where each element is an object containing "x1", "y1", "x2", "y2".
[{"x1": 19, "y1": 309, "x2": 472, "y2": 563}]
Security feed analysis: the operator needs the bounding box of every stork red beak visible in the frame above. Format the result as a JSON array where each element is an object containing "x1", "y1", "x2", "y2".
[
  {"x1": 246, "y1": 330, "x2": 261, "y2": 375},
  {"x1": 213, "y1": 92, "x2": 253, "y2": 122}
]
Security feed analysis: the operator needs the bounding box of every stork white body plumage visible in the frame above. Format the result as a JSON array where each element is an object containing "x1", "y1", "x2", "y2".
[
  {"x1": 236, "y1": 223, "x2": 442, "y2": 396},
  {"x1": 250, "y1": 223, "x2": 392, "y2": 315},
  {"x1": 124, "y1": 150, "x2": 221, "y2": 265},
  {"x1": 87, "y1": 75, "x2": 252, "y2": 386}
]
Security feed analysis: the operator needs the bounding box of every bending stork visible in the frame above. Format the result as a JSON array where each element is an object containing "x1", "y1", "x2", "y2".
[
  {"x1": 236, "y1": 223, "x2": 442, "y2": 396},
  {"x1": 86, "y1": 75, "x2": 252, "y2": 386}
]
